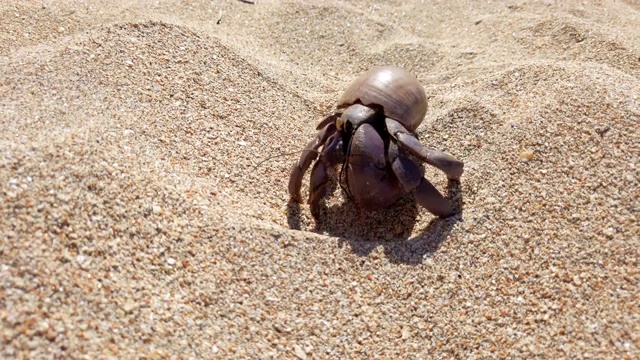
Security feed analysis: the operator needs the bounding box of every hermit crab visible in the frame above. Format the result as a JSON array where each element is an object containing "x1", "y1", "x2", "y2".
[{"x1": 288, "y1": 66, "x2": 463, "y2": 218}]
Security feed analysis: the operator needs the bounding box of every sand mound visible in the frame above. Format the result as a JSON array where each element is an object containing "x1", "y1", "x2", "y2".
[{"x1": 1, "y1": 1, "x2": 638, "y2": 358}]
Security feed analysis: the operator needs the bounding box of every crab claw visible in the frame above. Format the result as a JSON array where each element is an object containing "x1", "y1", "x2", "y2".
[
  {"x1": 388, "y1": 141, "x2": 456, "y2": 218},
  {"x1": 386, "y1": 118, "x2": 464, "y2": 180},
  {"x1": 346, "y1": 123, "x2": 401, "y2": 210}
]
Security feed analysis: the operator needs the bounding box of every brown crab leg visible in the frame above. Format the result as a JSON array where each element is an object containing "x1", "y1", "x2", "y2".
[
  {"x1": 385, "y1": 118, "x2": 464, "y2": 180},
  {"x1": 288, "y1": 115, "x2": 338, "y2": 203},
  {"x1": 414, "y1": 178, "x2": 456, "y2": 217},
  {"x1": 308, "y1": 132, "x2": 344, "y2": 218},
  {"x1": 388, "y1": 141, "x2": 455, "y2": 217}
]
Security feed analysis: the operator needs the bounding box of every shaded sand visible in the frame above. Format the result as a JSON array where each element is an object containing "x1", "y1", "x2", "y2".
[{"x1": 1, "y1": 0, "x2": 639, "y2": 358}]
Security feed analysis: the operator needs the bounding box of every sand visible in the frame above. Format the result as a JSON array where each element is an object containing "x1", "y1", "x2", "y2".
[{"x1": 1, "y1": 0, "x2": 638, "y2": 358}]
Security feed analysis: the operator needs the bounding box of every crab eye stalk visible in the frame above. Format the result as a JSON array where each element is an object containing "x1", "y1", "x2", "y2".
[{"x1": 336, "y1": 117, "x2": 345, "y2": 130}]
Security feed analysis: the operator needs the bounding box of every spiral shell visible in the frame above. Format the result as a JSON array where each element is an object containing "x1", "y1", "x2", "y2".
[{"x1": 337, "y1": 66, "x2": 428, "y2": 132}]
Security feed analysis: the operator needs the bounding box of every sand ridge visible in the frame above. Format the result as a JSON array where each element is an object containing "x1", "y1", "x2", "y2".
[{"x1": 1, "y1": 0, "x2": 639, "y2": 358}]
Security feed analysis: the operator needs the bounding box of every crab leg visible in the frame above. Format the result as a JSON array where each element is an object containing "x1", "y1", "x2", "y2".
[
  {"x1": 288, "y1": 115, "x2": 338, "y2": 203},
  {"x1": 414, "y1": 178, "x2": 456, "y2": 217},
  {"x1": 308, "y1": 132, "x2": 344, "y2": 217},
  {"x1": 385, "y1": 118, "x2": 464, "y2": 180},
  {"x1": 388, "y1": 142, "x2": 456, "y2": 217}
]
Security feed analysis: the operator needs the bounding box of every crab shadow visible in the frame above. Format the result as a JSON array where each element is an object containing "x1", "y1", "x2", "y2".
[{"x1": 287, "y1": 178, "x2": 463, "y2": 265}]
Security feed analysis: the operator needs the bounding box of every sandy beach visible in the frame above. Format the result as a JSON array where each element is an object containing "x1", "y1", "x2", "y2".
[{"x1": 1, "y1": 0, "x2": 639, "y2": 358}]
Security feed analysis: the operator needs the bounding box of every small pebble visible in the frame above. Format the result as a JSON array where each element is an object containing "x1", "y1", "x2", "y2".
[
  {"x1": 122, "y1": 301, "x2": 138, "y2": 314},
  {"x1": 45, "y1": 330, "x2": 57, "y2": 341},
  {"x1": 520, "y1": 149, "x2": 534, "y2": 161},
  {"x1": 293, "y1": 344, "x2": 307, "y2": 359}
]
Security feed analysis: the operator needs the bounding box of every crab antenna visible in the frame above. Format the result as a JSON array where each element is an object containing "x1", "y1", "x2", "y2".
[
  {"x1": 253, "y1": 149, "x2": 320, "y2": 169},
  {"x1": 338, "y1": 142, "x2": 354, "y2": 200},
  {"x1": 338, "y1": 161, "x2": 351, "y2": 198}
]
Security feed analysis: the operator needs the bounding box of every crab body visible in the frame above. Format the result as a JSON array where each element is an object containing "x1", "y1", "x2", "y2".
[{"x1": 288, "y1": 66, "x2": 463, "y2": 219}]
